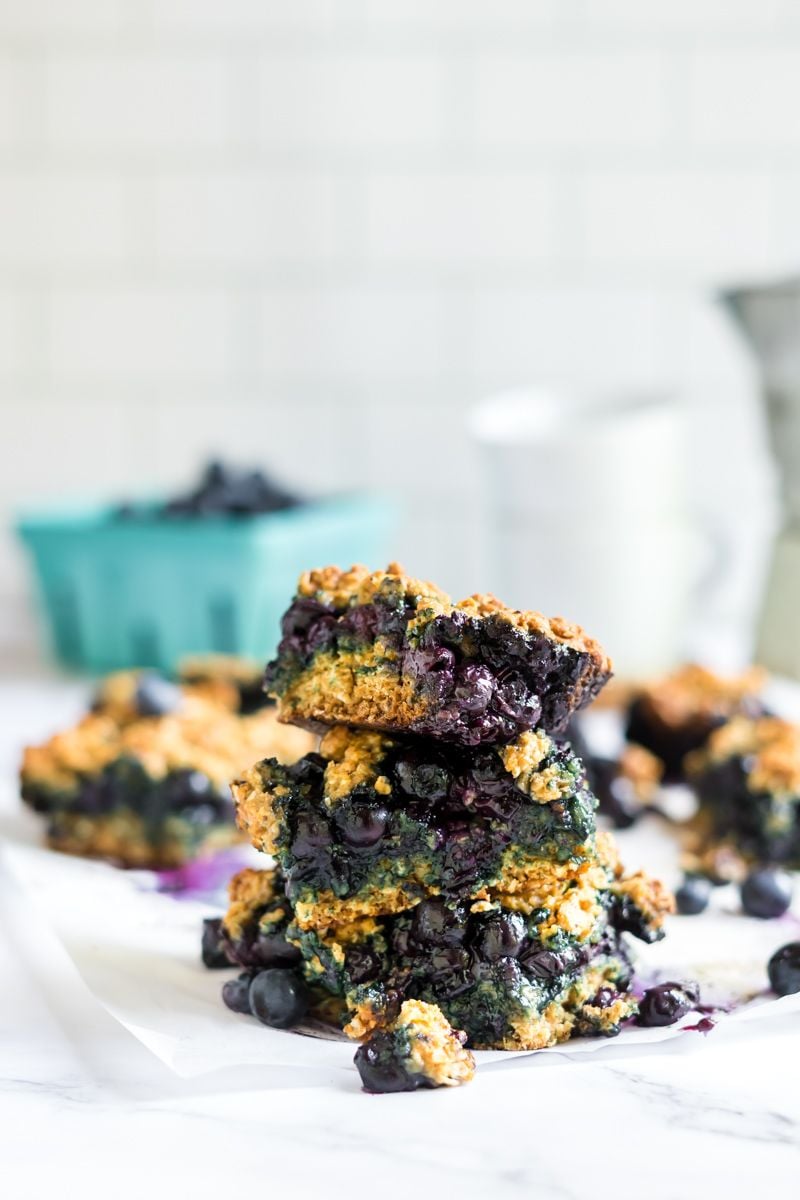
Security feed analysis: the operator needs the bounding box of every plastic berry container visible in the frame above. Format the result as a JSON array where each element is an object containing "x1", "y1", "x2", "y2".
[{"x1": 17, "y1": 493, "x2": 396, "y2": 673}]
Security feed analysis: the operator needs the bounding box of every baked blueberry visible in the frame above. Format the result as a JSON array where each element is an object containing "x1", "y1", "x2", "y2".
[
  {"x1": 249, "y1": 968, "x2": 309, "y2": 1029},
  {"x1": 740, "y1": 868, "x2": 794, "y2": 919},
  {"x1": 222, "y1": 973, "x2": 253, "y2": 1014},
  {"x1": 471, "y1": 912, "x2": 525, "y2": 962},
  {"x1": 201, "y1": 917, "x2": 231, "y2": 968},
  {"x1": 675, "y1": 875, "x2": 711, "y2": 916},
  {"x1": 636, "y1": 982, "x2": 696, "y2": 1027},
  {"x1": 767, "y1": 942, "x2": 800, "y2": 997}
]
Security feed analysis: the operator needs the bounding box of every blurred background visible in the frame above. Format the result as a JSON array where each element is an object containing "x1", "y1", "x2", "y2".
[{"x1": 2, "y1": 0, "x2": 798, "y2": 676}]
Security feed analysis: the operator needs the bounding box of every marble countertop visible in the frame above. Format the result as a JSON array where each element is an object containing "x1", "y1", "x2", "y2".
[{"x1": 3, "y1": 680, "x2": 800, "y2": 1199}]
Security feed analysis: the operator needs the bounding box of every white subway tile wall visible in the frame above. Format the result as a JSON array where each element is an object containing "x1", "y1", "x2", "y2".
[{"x1": 0, "y1": 0, "x2": 794, "y2": 667}]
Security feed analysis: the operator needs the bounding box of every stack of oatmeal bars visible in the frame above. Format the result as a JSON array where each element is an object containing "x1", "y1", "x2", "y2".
[{"x1": 205, "y1": 565, "x2": 673, "y2": 1091}]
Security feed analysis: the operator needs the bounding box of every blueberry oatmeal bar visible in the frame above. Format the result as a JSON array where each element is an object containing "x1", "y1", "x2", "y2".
[
  {"x1": 266, "y1": 564, "x2": 611, "y2": 745},
  {"x1": 207, "y1": 854, "x2": 667, "y2": 1057},
  {"x1": 625, "y1": 664, "x2": 765, "y2": 781},
  {"x1": 21, "y1": 689, "x2": 313, "y2": 869},
  {"x1": 200, "y1": 564, "x2": 672, "y2": 1091},
  {"x1": 685, "y1": 716, "x2": 800, "y2": 877},
  {"x1": 232, "y1": 725, "x2": 603, "y2": 930}
]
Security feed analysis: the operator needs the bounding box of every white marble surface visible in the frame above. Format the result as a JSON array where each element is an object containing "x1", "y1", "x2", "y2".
[{"x1": 2, "y1": 680, "x2": 800, "y2": 1199}]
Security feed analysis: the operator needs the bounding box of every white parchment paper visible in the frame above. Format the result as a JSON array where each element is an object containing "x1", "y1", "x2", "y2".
[{"x1": 4, "y1": 820, "x2": 800, "y2": 1081}]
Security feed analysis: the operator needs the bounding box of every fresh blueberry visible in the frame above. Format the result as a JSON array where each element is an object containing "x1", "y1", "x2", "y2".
[
  {"x1": 201, "y1": 918, "x2": 231, "y2": 969},
  {"x1": 740, "y1": 868, "x2": 794, "y2": 919},
  {"x1": 472, "y1": 912, "x2": 526, "y2": 962},
  {"x1": 675, "y1": 875, "x2": 712, "y2": 916},
  {"x1": 222, "y1": 973, "x2": 253, "y2": 1014},
  {"x1": 248, "y1": 968, "x2": 309, "y2": 1029},
  {"x1": 767, "y1": 942, "x2": 800, "y2": 996},
  {"x1": 636, "y1": 982, "x2": 696, "y2": 1027},
  {"x1": 335, "y1": 802, "x2": 389, "y2": 848},
  {"x1": 134, "y1": 672, "x2": 183, "y2": 717}
]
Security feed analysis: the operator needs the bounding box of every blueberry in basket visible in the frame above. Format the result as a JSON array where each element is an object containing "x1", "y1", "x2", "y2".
[{"x1": 116, "y1": 460, "x2": 301, "y2": 520}]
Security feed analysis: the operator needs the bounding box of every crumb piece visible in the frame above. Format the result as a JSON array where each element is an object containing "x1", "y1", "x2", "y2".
[
  {"x1": 611, "y1": 870, "x2": 675, "y2": 932},
  {"x1": 353, "y1": 999, "x2": 475, "y2": 1092},
  {"x1": 319, "y1": 726, "x2": 394, "y2": 804},
  {"x1": 498, "y1": 732, "x2": 576, "y2": 803},
  {"x1": 222, "y1": 867, "x2": 276, "y2": 940}
]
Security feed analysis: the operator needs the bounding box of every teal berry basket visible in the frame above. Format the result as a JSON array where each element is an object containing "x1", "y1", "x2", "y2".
[{"x1": 17, "y1": 494, "x2": 397, "y2": 673}]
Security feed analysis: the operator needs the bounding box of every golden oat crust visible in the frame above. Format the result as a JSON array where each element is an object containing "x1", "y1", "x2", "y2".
[{"x1": 295, "y1": 563, "x2": 611, "y2": 672}]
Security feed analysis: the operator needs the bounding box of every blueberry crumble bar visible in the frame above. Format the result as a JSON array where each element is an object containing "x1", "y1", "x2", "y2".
[
  {"x1": 199, "y1": 563, "x2": 672, "y2": 1090},
  {"x1": 266, "y1": 564, "x2": 612, "y2": 745},
  {"x1": 685, "y1": 716, "x2": 800, "y2": 876},
  {"x1": 625, "y1": 664, "x2": 765, "y2": 781},
  {"x1": 21, "y1": 688, "x2": 314, "y2": 869},
  {"x1": 205, "y1": 853, "x2": 669, "y2": 1058},
  {"x1": 232, "y1": 725, "x2": 601, "y2": 930}
]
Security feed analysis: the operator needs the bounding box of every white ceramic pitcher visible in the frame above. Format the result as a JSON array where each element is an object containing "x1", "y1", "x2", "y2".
[{"x1": 470, "y1": 388, "x2": 721, "y2": 677}]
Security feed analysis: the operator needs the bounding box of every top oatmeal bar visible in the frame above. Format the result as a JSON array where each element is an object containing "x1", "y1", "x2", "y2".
[{"x1": 265, "y1": 564, "x2": 612, "y2": 745}]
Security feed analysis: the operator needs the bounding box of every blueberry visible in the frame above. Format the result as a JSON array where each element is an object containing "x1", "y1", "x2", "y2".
[
  {"x1": 252, "y1": 931, "x2": 302, "y2": 969},
  {"x1": 519, "y1": 947, "x2": 572, "y2": 981},
  {"x1": 248, "y1": 968, "x2": 309, "y2": 1029},
  {"x1": 472, "y1": 912, "x2": 525, "y2": 962},
  {"x1": 201, "y1": 918, "x2": 230, "y2": 969},
  {"x1": 345, "y1": 946, "x2": 382, "y2": 985},
  {"x1": 222, "y1": 973, "x2": 253, "y2": 1014},
  {"x1": 410, "y1": 898, "x2": 467, "y2": 948},
  {"x1": 590, "y1": 987, "x2": 619, "y2": 1008},
  {"x1": 335, "y1": 802, "x2": 389, "y2": 848},
  {"x1": 453, "y1": 664, "x2": 495, "y2": 714},
  {"x1": 767, "y1": 942, "x2": 800, "y2": 997},
  {"x1": 675, "y1": 875, "x2": 712, "y2": 916},
  {"x1": 741, "y1": 868, "x2": 794, "y2": 919},
  {"x1": 291, "y1": 811, "x2": 333, "y2": 855},
  {"x1": 394, "y1": 759, "x2": 450, "y2": 802},
  {"x1": 134, "y1": 672, "x2": 183, "y2": 717},
  {"x1": 636, "y1": 982, "x2": 695, "y2": 1027}
]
